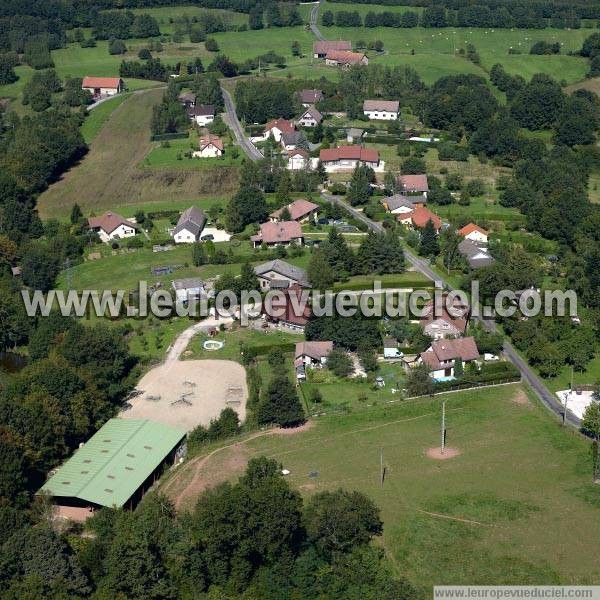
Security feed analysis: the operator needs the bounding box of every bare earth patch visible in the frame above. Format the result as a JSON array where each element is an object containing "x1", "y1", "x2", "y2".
[
  {"x1": 512, "y1": 389, "x2": 531, "y2": 406},
  {"x1": 123, "y1": 359, "x2": 247, "y2": 431},
  {"x1": 426, "y1": 447, "x2": 461, "y2": 460}
]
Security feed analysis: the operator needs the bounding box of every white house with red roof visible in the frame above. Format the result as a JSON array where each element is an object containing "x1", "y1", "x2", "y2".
[
  {"x1": 287, "y1": 148, "x2": 310, "y2": 171},
  {"x1": 319, "y1": 145, "x2": 382, "y2": 172},
  {"x1": 397, "y1": 206, "x2": 441, "y2": 232},
  {"x1": 419, "y1": 337, "x2": 480, "y2": 380},
  {"x1": 397, "y1": 174, "x2": 429, "y2": 197},
  {"x1": 270, "y1": 199, "x2": 319, "y2": 223},
  {"x1": 264, "y1": 118, "x2": 296, "y2": 143},
  {"x1": 82, "y1": 77, "x2": 123, "y2": 98},
  {"x1": 251, "y1": 221, "x2": 304, "y2": 248},
  {"x1": 458, "y1": 223, "x2": 489, "y2": 244},
  {"x1": 193, "y1": 134, "x2": 224, "y2": 158},
  {"x1": 325, "y1": 51, "x2": 368, "y2": 68},
  {"x1": 88, "y1": 212, "x2": 136, "y2": 243}
]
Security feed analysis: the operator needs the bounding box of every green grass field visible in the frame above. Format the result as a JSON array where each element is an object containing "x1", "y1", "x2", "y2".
[
  {"x1": 162, "y1": 383, "x2": 600, "y2": 591},
  {"x1": 80, "y1": 93, "x2": 132, "y2": 142},
  {"x1": 142, "y1": 135, "x2": 244, "y2": 169}
]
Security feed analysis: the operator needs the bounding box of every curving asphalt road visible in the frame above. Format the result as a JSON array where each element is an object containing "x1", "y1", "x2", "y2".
[
  {"x1": 309, "y1": 1, "x2": 325, "y2": 41},
  {"x1": 222, "y1": 2, "x2": 578, "y2": 429},
  {"x1": 320, "y1": 192, "x2": 579, "y2": 427},
  {"x1": 221, "y1": 87, "x2": 264, "y2": 161}
]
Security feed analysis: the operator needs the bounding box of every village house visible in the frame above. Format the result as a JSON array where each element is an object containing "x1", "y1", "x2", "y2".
[
  {"x1": 270, "y1": 199, "x2": 319, "y2": 224},
  {"x1": 193, "y1": 134, "x2": 224, "y2": 158},
  {"x1": 187, "y1": 104, "x2": 215, "y2": 127},
  {"x1": 178, "y1": 91, "x2": 196, "y2": 108},
  {"x1": 172, "y1": 278, "x2": 206, "y2": 304},
  {"x1": 264, "y1": 118, "x2": 296, "y2": 143},
  {"x1": 251, "y1": 221, "x2": 304, "y2": 248},
  {"x1": 254, "y1": 259, "x2": 310, "y2": 291},
  {"x1": 397, "y1": 174, "x2": 429, "y2": 197},
  {"x1": 88, "y1": 212, "x2": 137, "y2": 243},
  {"x1": 287, "y1": 148, "x2": 310, "y2": 170},
  {"x1": 458, "y1": 239, "x2": 494, "y2": 269},
  {"x1": 298, "y1": 89, "x2": 324, "y2": 107},
  {"x1": 398, "y1": 206, "x2": 441, "y2": 232},
  {"x1": 458, "y1": 223, "x2": 489, "y2": 244},
  {"x1": 82, "y1": 76, "x2": 124, "y2": 98},
  {"x1": 280, "y1": 130, "x2": 305, "y2": 152},
  {"x1": 383, "y1": 337, "x2": 401, "y2": 359},
  {"x1": 295, "y1": 341, "x2": 333, "y2": 380},
  {"x1": 313, "y1": 40, "x2": 351, "y2": 59},
  {"x1": 363, "y1": 99, "x2": 399, "y2": 120},
  {"x1": 382, "y1": 194, "x2": 427, "y2": 215},
  {"x1": 319, "y1": 145, "x2": 380, "y2": 172},
  {"x1": 263, "y1": 284, "x2": 311, "y2": 332},
  {"x1": 172, "y1": 206, "x2": 207, "y2": 243},
  {"x1": 297, "y1": 106, "x2": 323, "y2": 128},
  {"x1": 420, "y1": 294, "x2": 470, "y2": 340},
  {"x1": 325, "y1": 51, "x2": 369, "y2": 68},
  {"x1": 419, "y1": 337, "x2": 480, "y2": 380}
]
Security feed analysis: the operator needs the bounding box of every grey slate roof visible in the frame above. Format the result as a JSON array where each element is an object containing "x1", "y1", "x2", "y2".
[
  {"x1": 458, "y1": 239, "x2": 494, "y2": 269},
  {"x1": 173, "y1": 206, "x2": 206, "y2": 238},
  {"x1": 384, "y1": 194, "x2": 427, "y2": 212},
  {"x1": 281, "y1": 130, "x2": 304, "y2": 147},
  {"x1": 254, "y1": 259, "x2": 309, "y2": 286}
]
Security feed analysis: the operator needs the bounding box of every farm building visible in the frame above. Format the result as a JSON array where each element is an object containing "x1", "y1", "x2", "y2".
[
  {"x1": 38, "y1": 419, "x2": 186, "y2": 520},
  {"x1": 313, "y1": 40, "x2": 351, "y2": 59},
  {"x1": 325, "y1": 51, "x2": 368, "y2": 68},
  {"x1": 81, "y1": 76, "x2": 123, "y2": 97}
]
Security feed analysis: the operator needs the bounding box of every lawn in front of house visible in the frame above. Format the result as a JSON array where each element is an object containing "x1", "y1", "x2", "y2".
[{"x1": 142, "y1": 133, "x2": 244, "y2": 170}]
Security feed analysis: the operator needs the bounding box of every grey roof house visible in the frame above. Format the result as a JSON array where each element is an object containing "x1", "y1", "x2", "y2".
[{"x1": 173, "y1": 207, "x2": 207, "y2": 243}]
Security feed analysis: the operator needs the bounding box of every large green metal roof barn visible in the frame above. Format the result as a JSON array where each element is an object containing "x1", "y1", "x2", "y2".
[{"x1": 39, "y1": 419, "x2": 185, "y2": 508}]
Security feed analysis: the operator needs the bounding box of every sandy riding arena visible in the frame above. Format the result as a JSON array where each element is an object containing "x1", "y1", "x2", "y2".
[{"x1": 123, "y1": 360, "x2": 247, "y2": 431}]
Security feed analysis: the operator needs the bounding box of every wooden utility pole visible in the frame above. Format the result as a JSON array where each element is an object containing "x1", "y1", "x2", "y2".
[{"x1": 441, "y1": 401, "x2": 446, "y2": 455}]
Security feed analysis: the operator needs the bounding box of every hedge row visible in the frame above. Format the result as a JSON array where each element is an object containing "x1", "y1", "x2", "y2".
[{"x1": 150, "y1": 131, "x2": 189, "y2": 141}]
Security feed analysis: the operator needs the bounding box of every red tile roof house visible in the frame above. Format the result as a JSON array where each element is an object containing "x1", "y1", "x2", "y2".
[
  {"x1": 287, "y1": 148, "x2": 310, "y2": 171},
  {"x1": 419, "y1": 336, "x2": 480, "y2": 380},
  {"x1": 420, "y1": 294, "x2": 470, "y2": 340},
  {"x1": 251, "y1": 221, "x2": 304, "y2": 248},
  {"x1": 319, "y1": 145, "x2": 380, "y2": 173},
  {"x1": 397, "y1": 174, "x2": 429, "y2": 197},
  {"x1": 88, "y1": 212, "x2": 137, "y2": 243},
  {"x1": 192, "y1": 134, "x2": 224, "y2": 158},
  {"x1": 313, "y1": 40, "x2": 352, "y2": 59},
  {"x1": 397, "y1": 206, "x2": 441, "y2": 232},
  {"x1": 325, "y1": 50, "x2": 369, "y2": 68},
  {"x1": 263, "y1": 284, "x2": 311, "y2": 332},
  {"x1": 81, "y1": 77, "x2": 124, "y2": 98},
  {"x1": 298, "y1": 89, "x2": 324, "y2": 106},
  {"x1": 294, "y1": 341, "x2": 334, "y2": 380},
  {"x1": 458, "y1": 222, "x2": 489, "y2": 244},
  {"x1": 270, "y1": 199, "x2": 319, "y2": 223},
  {"x1": 264, "y1": 118, "x2": 296, "y2": 143}
]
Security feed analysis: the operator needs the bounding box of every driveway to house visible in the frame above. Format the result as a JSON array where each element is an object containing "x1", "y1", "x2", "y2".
[{"x1": 221, "y1": 87, "x2": 264, "y2": 161}]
